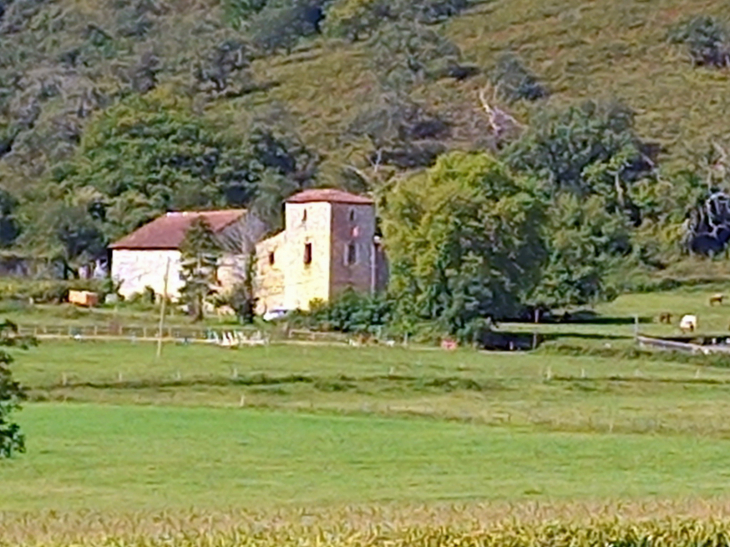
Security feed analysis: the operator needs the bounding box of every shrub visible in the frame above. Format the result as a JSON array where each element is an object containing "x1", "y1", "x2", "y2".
[
  {"x1": 0, "y1": 278, "x2": 106, "y2": 304},
  {"x1": 290, "y1": 290, "x2": 393, "y2": 334},
  {"x1": 490, "y1": 53, "x2": 548, "y2": 103},
  {"x1": 252, "y1": 0, "x2": 327, "y2": 54},
  {"x1": 668, "y1": 15, "x2": 730, "y2": 68}
]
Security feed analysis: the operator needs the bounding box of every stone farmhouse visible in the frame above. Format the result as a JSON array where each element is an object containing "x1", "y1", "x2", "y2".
[
  {"x1": 108, "y1": 189, "x2": 387, "y2": 313},
  {"x1": 109, "y1": 209, "x2": 266, "y2": 300}
]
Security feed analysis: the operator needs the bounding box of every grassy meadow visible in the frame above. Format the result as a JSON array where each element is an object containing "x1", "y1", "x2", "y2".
[{"x1": 6, "y1": 284, "x2": 730, "y2": 544}]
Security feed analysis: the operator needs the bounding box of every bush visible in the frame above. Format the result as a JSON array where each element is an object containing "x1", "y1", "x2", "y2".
[
  {"x1": 668, "y1": 15, "x2": 730, "y2": 68},
  {"x1": 0, "y1": 278, "x2": 106, "y2": 304},
  {"x1": 289, "y1": 290, "x2": 393, "y2": 334},
  {"x1": 490, "y1": 53, "x2": 548, "y2": 103},
  {"x1": 252, "y1": 0, "x2": 327, "y2": 54}
]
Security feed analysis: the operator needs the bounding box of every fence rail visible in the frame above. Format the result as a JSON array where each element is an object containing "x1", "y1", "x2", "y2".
[
  {"x1": 637, "y1": 334, "x2": 730, "y2": 355},
  {"x1": 14, "y1": 324, "x2": 351, "y2": 344}
]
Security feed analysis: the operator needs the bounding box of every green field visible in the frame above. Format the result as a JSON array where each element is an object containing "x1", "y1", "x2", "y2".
[
  {"x1": 4, "y1": 404, "x2": 730, "y2": 513},
  {"x1": 6, "y1": 285, "x2": 730, "y2": 543}
]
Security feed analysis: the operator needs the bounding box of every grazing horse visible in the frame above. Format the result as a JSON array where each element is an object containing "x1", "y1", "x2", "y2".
[
  {"x1": 680, "y1": 315, "x2": 698, "y2": 333},
  {"x1": 658, "y1": 312, "x2": 673, "y2": 325}
]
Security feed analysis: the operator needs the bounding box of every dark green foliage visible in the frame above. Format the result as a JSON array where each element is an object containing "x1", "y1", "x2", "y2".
[
  {"x1": 401, "y1": 0, "x2": 471, "y2": 25},
  {"x1": 348, "y1": 95, "x2": 450, "y2": 169},
  {"x1": 384, "y1": 152, "x2": 546, "y2": 340},
  {"x1": 252, "y1": 0, "x2": 328, "y2": 54},
  {"x1": 193, "y1": 39, "x2": 255, "y2": 96},
  {"x1": 179, "y1": 218, "x2": 222, "y2": 322},
  {"x1": 325, "y1": 0, "x2": 472, "y2": 41},
  {"x1": 490, "y1": 53, "x2": 548, "y2": 103},
  {"x1": 223, "y1": 0, "x2": 269, "y2": 28},
  {"x1": 0, "y1": 188, "x2": 19, "y2": 247},
  {"x1": 295, "y1": 289, "x2": 393, "y2": 334},
  {"x1": 504, "y1": 101, "x2": 655, "y2": 224},
  {"x1": 32, "y1": 93, "x2": 316, "y2": 248},
  {"x1": 531, "y1": 194, "x2": 628, "y2": 308},
  {"x1": 668, "y1": 15, "x2": 730, "y2": 68},
  {"x1": 0, "y1": 320, "x2": 31, "y2": 459},
  {"x1": 368, "y1": 20, "x2": 463, "y2": 90}
]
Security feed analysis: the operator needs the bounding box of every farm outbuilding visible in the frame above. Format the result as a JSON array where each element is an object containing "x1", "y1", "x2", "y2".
[{"x1": 109, "y1": 210, "x2": 266, "y2": 301}]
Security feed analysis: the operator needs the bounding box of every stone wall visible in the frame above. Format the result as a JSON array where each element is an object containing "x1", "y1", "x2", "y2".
[
  {"x1": 329, "y1": 202, "x2": 376, "y2": 298},
  {"x1": 112, "y1": 249, "x2": 183, "y2": 300},
  {"x1": 254, "y1": 231, "x2": 286, "y2": 314}
]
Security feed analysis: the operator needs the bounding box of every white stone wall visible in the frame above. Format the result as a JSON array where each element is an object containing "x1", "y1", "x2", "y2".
[{"x1": 112, "y1": 249, "x2": 183, "y2": 300}]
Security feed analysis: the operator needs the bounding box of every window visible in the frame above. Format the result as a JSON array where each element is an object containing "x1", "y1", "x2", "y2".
[
  {"x1": 268, "y1": 252, "x2": 275, "y2": 265},
  {"x1": 346, "y1": 243, "x2": 357, "y2": 265},
  {"x1": 302, "y1": 209, "x2": 307, "y2": 222},
  {"x1": 304, "y1": 243, "x2": 312, "y2": 265},
  {"x1": 349, "y1": 209, "x2": 355, "y2": 222}
]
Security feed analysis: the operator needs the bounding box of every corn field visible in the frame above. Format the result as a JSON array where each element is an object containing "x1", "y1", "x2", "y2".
[{"x1": 5, "y1": 503, "x2": 730, "y2": 547}]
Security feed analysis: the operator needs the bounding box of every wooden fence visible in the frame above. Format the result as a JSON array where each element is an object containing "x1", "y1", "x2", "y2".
[{"x1": 15, "y1": 324, "x2": 350, "y2": 345}]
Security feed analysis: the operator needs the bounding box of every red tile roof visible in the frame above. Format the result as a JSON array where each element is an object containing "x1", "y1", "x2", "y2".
[
  {"x1": 110, "y1": 210, "x2": 246, "y2": 250},
  {"x1": 286, "y1": 189, "x2": 374, "y2": 205}
]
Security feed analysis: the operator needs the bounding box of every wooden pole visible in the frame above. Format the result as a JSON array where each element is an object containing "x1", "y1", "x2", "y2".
[{"x1": 157, "y1": 258, "x2": 171, "y2": 359}]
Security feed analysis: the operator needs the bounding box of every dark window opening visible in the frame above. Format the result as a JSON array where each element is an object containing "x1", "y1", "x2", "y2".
[
  {"x1": 268, "y1": 252, "x2": 275, "y2": 265},
  {"x1": 349, "y1": 209, "x2": 355, "y2": 222},
  {"x1": 302, "y1": 209, "x2": 307, "y2": 222},
  {"x1": 304, "y1": 243, "x2": 312, "y2": 265},
  {"x1": 346, "y1": 243, "x2": 357, "y2": 265}
]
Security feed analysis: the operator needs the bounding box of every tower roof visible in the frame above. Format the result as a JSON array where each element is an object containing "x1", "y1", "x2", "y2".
[
  {"x1": 110, "y1": 210, "x2": 246, "y2": 250},
  {"x1": 286, "y1": 189, "x2": 374, "y2": 205}
]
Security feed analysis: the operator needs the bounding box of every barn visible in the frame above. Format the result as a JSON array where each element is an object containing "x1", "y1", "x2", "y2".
[{"x1": 109, "y1": 210, "x2": 265, "y2": 301}]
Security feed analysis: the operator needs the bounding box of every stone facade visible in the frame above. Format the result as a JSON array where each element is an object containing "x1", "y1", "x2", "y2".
[
  {"x1": 254, "y1": 191, "x2": 381, "y2": 313},
  {"x1": 110, "y1": 191, "x2": 386, "y2": 311}
]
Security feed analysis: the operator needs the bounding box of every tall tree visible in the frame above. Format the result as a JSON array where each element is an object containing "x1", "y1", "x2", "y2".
[
  {"x1": 383, "y1": 151, "x2": 545, "y2": 340},
  {"x1": 531, "y1": 193, "x2": 630, "y2": 309},
  {"x1": 179, "y1": 218, "x2": 222, "y2": 322},
  {"x1": 504, "y1": 100, "x2": 655, "y2": 225}
]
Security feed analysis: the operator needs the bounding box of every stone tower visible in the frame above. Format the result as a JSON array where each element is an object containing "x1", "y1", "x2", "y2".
[
  {"x1": 283, "y1": 189, "x2": 376, "y2": 311},
  {"x1": 254, "y1": 189, "x2": 379, "y2": 313}
]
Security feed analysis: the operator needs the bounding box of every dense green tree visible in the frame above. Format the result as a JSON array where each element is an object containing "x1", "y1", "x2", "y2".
[
  {"x1": 324, "y1": 0, "x2": 472, "y2": 41},
  {"x1": 383, "y1": 152, "x2": 545, "y2": 340},
  {"x1": 348, "y1": 94, "x2": 450, "y2": 170},
  {"x1": 251, "y1": 0, "x2": 327, "y2": 54},
  {"x1": 179, "y1": 218, "x2": 222, "y2": 322},
  {"x1": 0, "y1": 320, "x2": 31, "y2": 459},
  {"x1": 41, "y1": 90, "x2": 316, "y2": 243},
  {"x1": 368, "y1": 20, "x2": 463, "y2": 90},
  {"x1": 504, "y1": 101, "x2": 655, "y2": 224},
  {"x1": 531, "y1": 193, "x2": 629, "y2": 309}
]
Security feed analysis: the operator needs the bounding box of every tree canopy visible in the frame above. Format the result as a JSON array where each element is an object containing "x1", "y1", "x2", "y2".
[{"x1": 383, "y1": 151, "x2": 545, "y2": 338}]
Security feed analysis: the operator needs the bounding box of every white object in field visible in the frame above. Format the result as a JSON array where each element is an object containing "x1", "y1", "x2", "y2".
[
  {"x1": 263, "y1": 308, "x2": 291, "y2": 322},
  {"x1": 679, "y1": 315, "x2": 698, "y2": 332}
]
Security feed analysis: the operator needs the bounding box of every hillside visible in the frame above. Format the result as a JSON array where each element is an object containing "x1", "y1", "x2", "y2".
[
  {"x1": 242, "y1": 0, "x2": 730, "y2": 172},
  {"x1": 1, "y1": 0, "x2": 730, "y2": 279}
]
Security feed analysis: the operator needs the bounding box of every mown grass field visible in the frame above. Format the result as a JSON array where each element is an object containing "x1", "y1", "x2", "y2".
[
  {"x1": 4, "y1": 403, "x2": 730, "y2": 512},
  {"x1": 6, "y1": 285, "x2": 730, "y2": 544}
]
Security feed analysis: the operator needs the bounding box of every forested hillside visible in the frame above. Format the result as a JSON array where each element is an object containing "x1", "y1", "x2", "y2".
[{"x1": 2, "y1": 0, "x2": 730, "y2": 329}]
